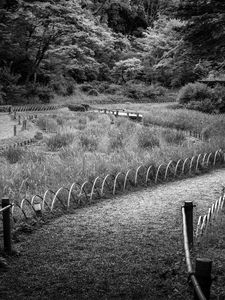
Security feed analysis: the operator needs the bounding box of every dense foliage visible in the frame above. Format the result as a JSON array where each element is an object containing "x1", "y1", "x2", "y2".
[
  {"x1": 178, "y1": 83, "x2": 225, "y2": 113},
  {"x1": 177, "y1": 0, "x2": 225, "y2": 61},
  {"x1": 0, "y1": 0, "x2": 225, "y2": 110}
]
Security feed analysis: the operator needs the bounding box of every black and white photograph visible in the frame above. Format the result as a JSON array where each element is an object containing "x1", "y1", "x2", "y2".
[{"x1": 0, "y1": 0, "x2": 225, "y2": 299}]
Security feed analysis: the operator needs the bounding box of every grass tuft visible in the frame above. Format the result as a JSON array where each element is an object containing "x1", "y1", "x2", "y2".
[
  {"x1": 161, "y1": 128, "x2": 185, "y2": 145},
  {"x1": 36, "y1": 117, "x2": 58, "y2": 132},
  {"x1": 137, "y1": 127, "x2": 160, "y2": 149},
  {"x1": 1, "y1": 147, "x2": 24, "y2": 164},
  {"x1": 46, "y1": 132, "x2": 75, "y2": 151}
]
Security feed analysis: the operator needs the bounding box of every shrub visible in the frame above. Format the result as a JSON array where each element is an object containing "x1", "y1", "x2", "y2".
[
  {"x1": 201, "y1": 119, "x2": 225, "y2": 140},
  {"x1": 161, "y1": 129, "x2": 185, "y2": 145},
  {"x1": 104, "y1": 84, "x2": 122, "y2": 95},
  {"x1": 124, "y1": 83, "x2": 166, "y2": 100},
  {"x1": 178, "y1": 82, "x2": 212, "y2": 105},
  {"x1": 0, "y1": 66, "x2": 26, "y2": 105},
  {"x1": 51, "y1": 76, "x2": 75, "y2": 96},
  {"x1": 79, "y1": 84, "x2": 93, "y2": 93},
  {"x1": 95, "y1": 82, "x2": 110, "y2": 93},
  {"x1": 179, "y1": 83, "x2": 225, "y2": 113},
  {"x1": 24, "y1": 84, "x2": 53, "y2": 103},
  {"x1": 36, "y1": 117, "x2": 58, "y2": 132},
  {"x1": 87, "y1": 89, "x2": 99, "y2": 96},
  {"x1": 52, "y1": 115, "x2": 65, "y2": 126},
  {"x1": 46, "y1": 132, "x2": 75, "y2": 151},
  {"x1": 86, "y1": 112, "x2": 98, "y2": 122},
  {"x1": 36, "y1": 85, "x2": 53, "y2": 103},
  {"x1": 108, "y1": 128, "x2": 124, "y2": 150},
  {"x1": 34, "y1": 131, "x2": 43, "y2": 140},
  {"x1": 137, "y1": 128, "x2": 160, "y2": 149},
  {"x1": 185, "y1": 99, "x2": 215, "y2": 113},
  {"x1": 79, "y1": 131, "x2": 98, "y2": 151},
  {"x1": 211, "y1": 84, "x2": 225, "y2": 113},
  {"x1": 68, "y1": 104, "x2": 86, "y2": 112},
  {"x1": 114, "y1": 117, "x2": 136, "y2": 135},
  {"x1": 1, "y1": 148, "x2": 24, "y2": 164}
]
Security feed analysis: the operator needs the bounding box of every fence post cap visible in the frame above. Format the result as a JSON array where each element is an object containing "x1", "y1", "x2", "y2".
[
  {"x1": 196, "y1": 257, "x2": 212, "y2": 265},
  {"x1": 184, "y1": 201, "x2": 194, "y2": 207},
  {"x1": 2, "y1": 198, "x2": 10, "y2": 205},
  {"x1": 195, "y1": 257, "x2": 212, "y2": 277}
]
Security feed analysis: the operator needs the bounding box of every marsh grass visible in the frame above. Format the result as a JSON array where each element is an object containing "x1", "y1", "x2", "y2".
[
  {"x1": 46, "y1": 132, "x2": 75, "y2": 151},
  {"x1": 143, "y1": 106, "x2": 225, "y2": 133},
  {"x1": 36, "y1": 116, "x2": 58, "y2": 132},
  {"x1": 161, "y1": 128, "x2": 185, "y2": 145},
  {"x1": 1, "y1": 147, "x2": 24, "y2": 164},
  {"x1": 201, "y1": 119, "x2": 225, "y2": 140},
  {"x1": 0, "y1": 109, "x2": 224, "y2": 202},
  {"x1": 137, "y1": 127, "x2": 160, "y2": 149}
]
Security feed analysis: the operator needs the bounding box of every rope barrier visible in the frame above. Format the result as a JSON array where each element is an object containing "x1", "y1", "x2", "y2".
[
  {"x1": 182, "y1": 206, "x2": 207, "y2": 300},
  {"x1": 195, "y1": 189, "x2": 225, "y2": 238}
]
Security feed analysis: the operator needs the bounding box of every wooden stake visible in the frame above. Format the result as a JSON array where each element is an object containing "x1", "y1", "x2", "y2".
[
  {"x1": 184, "y1": 201, "x2": 194, "y2": 248},
  {"x1": 194, "y1": 258, "x2": 212, "y2": 300},
  {"x1": 2, "y1": 198, "x2": 12, "y2": 255}
]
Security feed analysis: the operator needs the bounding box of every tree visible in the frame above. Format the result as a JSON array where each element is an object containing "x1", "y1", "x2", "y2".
[
  {"x1": 131, "y1": 15, "x2": 190, "y2": 86},
  {"x1": 177, "y1": 0, "x2": 225, "y2": 62},
  {"x1": 112, "y1": 58, "x2": 143, "y2": 83}
]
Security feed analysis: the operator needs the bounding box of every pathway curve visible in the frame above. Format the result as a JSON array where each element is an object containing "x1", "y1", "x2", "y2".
[{"x1": 0, "y1": 169, "x2": 225, "y2": 299}]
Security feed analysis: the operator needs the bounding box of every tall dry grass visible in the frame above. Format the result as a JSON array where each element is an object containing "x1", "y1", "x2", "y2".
[
  {"x1": 0, "y1": 110, "x2": 224, "y2": 201},
  {"x1": 143, "y1": 106, "x2": 225, "y2": 133}
]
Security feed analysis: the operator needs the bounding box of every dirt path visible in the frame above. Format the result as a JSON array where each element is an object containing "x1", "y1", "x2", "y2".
[{"x1": 1, "y1": 169, "x2": 225, "y2": 299}]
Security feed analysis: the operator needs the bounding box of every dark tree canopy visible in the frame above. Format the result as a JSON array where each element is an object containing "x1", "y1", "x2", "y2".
[
  {"x1": 177, "y1": 0, "x2": 225, "y2": 61},
  {"x1": 106, "y1": 2, "x2": 148, "y2": 34},
  {"x1": 1, "y1": 0, "x2": 225, "y2": 107}
]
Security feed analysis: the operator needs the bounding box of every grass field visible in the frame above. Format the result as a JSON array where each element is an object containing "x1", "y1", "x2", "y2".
[
  {"x1": 94, "y1": 102, "x2": 225, "y2": 135},
  {"x1": 0, "y1": 105, "x2": 224, "y2": 204}
]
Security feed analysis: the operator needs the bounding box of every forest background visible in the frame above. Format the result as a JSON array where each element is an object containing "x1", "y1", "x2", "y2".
[{"x1": 1, "y1": 0, "x2": 225, "y2": 113}]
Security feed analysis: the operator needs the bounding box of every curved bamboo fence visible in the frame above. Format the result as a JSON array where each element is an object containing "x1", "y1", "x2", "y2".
[{"x1": 9, "y1": 149, "x2": 224, "y2": 221}]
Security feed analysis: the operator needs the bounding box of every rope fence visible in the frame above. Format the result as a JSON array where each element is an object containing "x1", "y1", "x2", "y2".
[
  {"x1": 182, "y1": 202, "x2": 211, "y2": 300},
  {"x1": 181, "y1": 187, "x2": 225, "y2": 299},
  {"x1": 195, "y1": 189, "x2": 225, "y2": 239}
]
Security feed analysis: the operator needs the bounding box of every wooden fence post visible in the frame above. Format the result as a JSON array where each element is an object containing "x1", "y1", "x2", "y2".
[
  {"x1": 13, "y1": 125, "x2": 17, "y2": 136},
  {"x1": 194, "y1": 258, "x2": 212, "y2": 300},
  {"x1": 184, "y1": 201, "x2": 194, "y2": 248},
  {"x1": 22, "y1": 120, "x2": 27, "y2": 130},
  {"x1": 2, "y1": 198, "x2": 12, "y2": 255}
]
